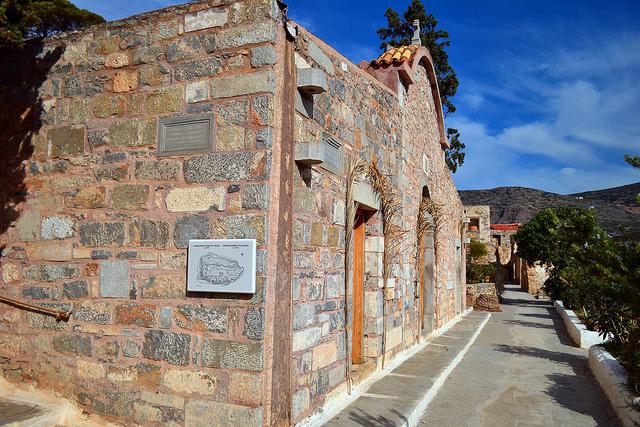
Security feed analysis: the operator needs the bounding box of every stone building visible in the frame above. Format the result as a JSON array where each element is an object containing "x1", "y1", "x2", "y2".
[
  {"x1": 0, "y1": 1, "x2": 467, "y2": 425},
  {"x1": 464, "y1": 206, "x2": 547, "y2": 295}
]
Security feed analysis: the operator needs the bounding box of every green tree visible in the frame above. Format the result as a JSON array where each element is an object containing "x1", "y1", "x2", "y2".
[
  {"x1": 625, "y1": 154, "x2": 640, "y2": 169},
  {"x1": 626, "y1": 154, "x2": 640, "y2": 205},
  {"x1": 445, "y1": 128, "x2": 465, "y2": 173},
  {"x1": 0, "y1": 0, "x2": 104, "y2": 48},
  {"x1": 377, "y1": 0, "x2": 464, "y2": 174},
  {"x1": 467, "y1": 238, "x2": 487, "y2": 263}
]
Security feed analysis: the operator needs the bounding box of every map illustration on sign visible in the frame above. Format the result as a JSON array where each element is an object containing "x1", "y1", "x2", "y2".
[
  {"x1": 187, "y1": 239, "x2": 256, "y2": 294},
  {"x1": 197, "y1": 253, "x2": 244, "y2": 286}
]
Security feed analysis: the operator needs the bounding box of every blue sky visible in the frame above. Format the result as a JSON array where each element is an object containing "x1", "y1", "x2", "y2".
[{"x1": 73, "y1": 0, "x2": 640, "y2": 194}]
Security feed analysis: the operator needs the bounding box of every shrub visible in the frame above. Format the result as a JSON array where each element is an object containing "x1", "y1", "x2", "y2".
[{"x1": 466, "y1": 263, "x2": 496, "y2": 284}]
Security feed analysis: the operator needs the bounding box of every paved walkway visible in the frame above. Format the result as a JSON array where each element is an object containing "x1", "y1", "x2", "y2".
[
  {"x1": 325, "y1": 311, "x2": 490, "y2": 426},
  {"x1": 419, "y1": 284, "x2": 620, "y2": 426}
]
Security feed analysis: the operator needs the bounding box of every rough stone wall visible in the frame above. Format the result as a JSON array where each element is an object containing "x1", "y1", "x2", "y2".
[
  {"x1": 0, "y1": 1, "x2": 282, "y2": 425},
  {"x1": 465, "y1": 205, "x2": 490, "y2": 244},
  {"x1": 289, "y1": 29, "x2": 465, "y2": 421}
]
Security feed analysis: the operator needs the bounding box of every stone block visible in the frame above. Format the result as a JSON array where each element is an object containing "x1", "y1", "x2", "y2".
[
  {"x1": 78, "y1": 390, "x2": 135, "y2": 418},
  {"x1": 165, "y1": 35, "x2": 201, "y2": 63},
  {"x1": 113, "y1": 70, "x2": 138, "y2": 93},
  {"x1": 52, "y1": 334, "x2": 91, "y2": 356},
  {"x1": 16, "y1": 210, "x2": 40, "y2": 242},
  {"x1": 215, "y1": 21, "x2": 275, "y2": 49},
  {"x1": 241, "y1": 184, "x2": 269, "y2": 210},
  {"x1": 73, "y1": 301, "x2": 113, "y2": 324},
  {"x1": 129, "y1": 219, "x2": 170, "y2": 249},
  {"x1": 310, "y1": 223, "x2": 324, "y2": 246},
  {"x1": 77, "y1": 360, "x2": 105, "y2": 380},
  {"x1": 112, "y1": 184, "x2": 149, "y2": 211},
  {"x1": 216, "y1": 100, "x2": 248, "y2": 125},
  {"x1": 217, "y1": 125, "x2": 245, "y2": 151},
  {"x1": 293, "y1": 303, "x2": 315, "y2": 330},
  {"x1": 95, "y1": 165, "x2": 128, "y2": 182},
  {"x1": 186, "y1": 81, "x2": 208, "y2": 103},
  {"x1": 40, "y1": 216, "x2": 75, "y2": 240},
  {"x1": 312, "y1": 341, "x2": 338, "y2": 370},
  {"x1": 159, "y1": 252, "x2": 187, "y2": 270},
  {"x1": 48, "y1": 126, "x2": 84, "y2": 158},
  {"x1": 163, "y1": 369, "x2": 217, "y2": 395},
  {"x1": 175, "y1": 304, "x2": 227, "y2": 333},
  {"x1": 27, "y1": 242, "x2": 73, "y2": 261},
  {"x1": 105, "y1": 52, "x2": 129, "y2": 68},
  {"x1": 21, "y1": 286, "x2": 59, "y2": 300},
  {"x1": 123, "y1": 340, "x2": 140, "y2": 358},
  {"x1": 142, "y1": 276, "x2": 185, "y2": 299},
  {"x1": 142, "y1": 330, "x2": 190, "y2": 366},
  {"x1": 184, "y1": 152, "x2": 269, "y2": 183},
  {"x1": 146, "y1": 86, "x2": 183, "y2": 114},
  {"x1": 227, "y1": 372, "x2": 262, "y2": 405},
  {"x1": 175, "y1": 58, "x2": 222, "y2": 81},
  {"x1": 202, "y1": 339, "x2": 263, "y2": 371},
  {"x1": 292, "y1": 327, "x2": 322, "y2": 352},
  {"x1": 63, "y1": 76, "x2": 82, "y2": 97},
  {"x1": 251, "y1": 45, "x2": 277, "y2": 67},
  {"x1": 212, "y1": 215, "x2": 266, "y2": 245},
  {"x1": 308, "y1": 41, "x2": 335, "y2": 74},
  {"x1": 63, "y1": 280, "x2": 89, "y2": 299},
  {"x1": 67, "y1": 186, "x2": 107, "y2": 208},
  {"x1": 110, "y1": 118, "x2": 155, "y2": 148},
  {"x1": 100, "y1": 261, "x2": 129, "y2": 298},
  {"x1": 185, "y1": 400, "x2": 262, "y2": 427},
  {"x1": 251, "y1": 95, "x2": 273, "y2": 125},
  {"x1": 140, "y1": 64, "x2": 171, "y2": 86},
  {"x1": 310, "y1": 368, "x2": 330, "y2": 397},
  {"x1": 185, "y1": 8, "x2": 228, "y2": 32},
  {"x1": 160, "y1": 307, "x2": 173, "y2": 329},
  {"x1": 210, "y1": 72, "x2": 275, "y2": 99},
  {"x1": 116, "y1": 303, "x2": 157, "y2": 327},
  {"x1": 166, "y1": 187, "x2": 225, "y2": 212},
  {"x1": 39, "y1": 264, "x2": 78, "y2": 282},
  {"x1": 132, "y1": 45, "x2": 164, "y2": 65},
  {"x1": 1, "y1": 263, "x2": 19, "y2": 283},
  {"x1": 79, "y1": 222, "x2": 125, "y2": 246},
  {"x1": 173, "y1": 214, "x2": 210, "y2": 248},
  {"x1": 92, "y1": 95, "x2": 126, "y2": 118},
  {"x1": 243, "y1": 308, "x2": 264, "y2": 340},
  {"x1": 292, "y1": 387, "x2": 310, "y2": 419},
  {"x1": 325, "y1": 272, "x2": 345, "y2": 298}
]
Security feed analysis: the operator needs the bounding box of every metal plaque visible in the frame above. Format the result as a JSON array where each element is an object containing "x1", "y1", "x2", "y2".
[
  {"x1": 158, "y1": 114, "x2": 214, "y2": 157},
  {"x1": 320, "y1": 133, "x2": 343, "y2": 174},
  {"x1": 187, "y1": 239, "x2": 256, "y2": 294}
]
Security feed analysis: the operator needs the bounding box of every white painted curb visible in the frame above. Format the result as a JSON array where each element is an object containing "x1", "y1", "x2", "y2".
[
  {"x1": 589, "y1": 345, "x2": 640, "y2": 427},
  {"x1": 554, "y1": 301, "x2": 607, "y2": 349},
  {"x1": 299, "y1": 308, "x2": 480, "y2": 427},
  {"x1": 403, "y1": 312, "x2": 490, "y2": 426}
]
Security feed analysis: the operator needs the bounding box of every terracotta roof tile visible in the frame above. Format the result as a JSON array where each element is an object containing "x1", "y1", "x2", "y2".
[
  {"x1": 490, "y1": 223, "x2": 520, "y2": 231},
  {"x1": 371, "y1": 45, "x2": 420, "y2": 67}
]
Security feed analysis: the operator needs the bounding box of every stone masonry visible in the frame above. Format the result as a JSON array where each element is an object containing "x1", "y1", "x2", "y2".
[{"x1": 0, "y1": 1, "x2": 467, "y2": 425}]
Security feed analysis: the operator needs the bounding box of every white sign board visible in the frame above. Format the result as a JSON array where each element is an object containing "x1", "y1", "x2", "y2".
[{"x1": 187, "y1": 239, "x2": 256, "y2": 294}]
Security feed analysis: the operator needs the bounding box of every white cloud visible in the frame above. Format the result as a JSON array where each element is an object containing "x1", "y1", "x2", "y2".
[{"x1": 451, "y1": 30, "x2": 640, "y2": 193}]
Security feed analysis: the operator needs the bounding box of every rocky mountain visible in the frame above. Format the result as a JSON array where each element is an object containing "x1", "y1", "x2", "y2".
[{"x1": 459, "y1": 182, "x2": 640, "y2": 236}]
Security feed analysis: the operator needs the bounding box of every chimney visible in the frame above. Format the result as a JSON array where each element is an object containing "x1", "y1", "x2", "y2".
[{"x1": 412, "y1": 19, "x2": 421, "y2": 46}]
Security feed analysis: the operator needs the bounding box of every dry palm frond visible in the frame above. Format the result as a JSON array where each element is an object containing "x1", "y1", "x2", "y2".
[
  {"x1": 343, "y1": 154, "x2": 367, "y2": 394},
  {"x1": 367, "y1": 157, "x2": 407, "y2": 368}
]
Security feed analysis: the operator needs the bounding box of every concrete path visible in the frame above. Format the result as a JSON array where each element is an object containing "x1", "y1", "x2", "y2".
[
  {"x1": 324, "y1": 311, "x2": 490, "y2": 426},
  {"x1": 419, "y1": 284, "x2": 620, "y2": 427}
]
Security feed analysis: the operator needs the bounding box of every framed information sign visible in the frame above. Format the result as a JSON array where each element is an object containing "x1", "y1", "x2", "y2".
[{"x1": 187, "y1": 239, "x2": 256, "y2": 294}]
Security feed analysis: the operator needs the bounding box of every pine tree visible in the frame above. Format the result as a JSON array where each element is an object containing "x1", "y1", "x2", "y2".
[{"x1": 377, "y1": 0, "x2": 464, "y2": 173}]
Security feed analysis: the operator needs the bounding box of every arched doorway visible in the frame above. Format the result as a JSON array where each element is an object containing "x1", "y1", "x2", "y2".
[{"x1": 418, "y1": 187, "x2": 436, "y2": 336}]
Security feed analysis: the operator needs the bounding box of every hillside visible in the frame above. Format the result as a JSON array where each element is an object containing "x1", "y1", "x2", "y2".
[{"x1": 459, "y1": 182, "x2": 640, "y2": 236}]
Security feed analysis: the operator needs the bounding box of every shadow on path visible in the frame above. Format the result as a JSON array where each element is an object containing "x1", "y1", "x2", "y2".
[{"x1": 493, "y1": 345, "x2": 617, "y2": 425}]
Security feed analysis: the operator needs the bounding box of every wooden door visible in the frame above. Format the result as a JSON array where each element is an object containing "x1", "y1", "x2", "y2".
[
  {"x1": 419, "y1": 236, "x2": 426, "y2": 331},
  {"x1": 352, "y1": 212, "x2": 365, "y2": 365}
]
